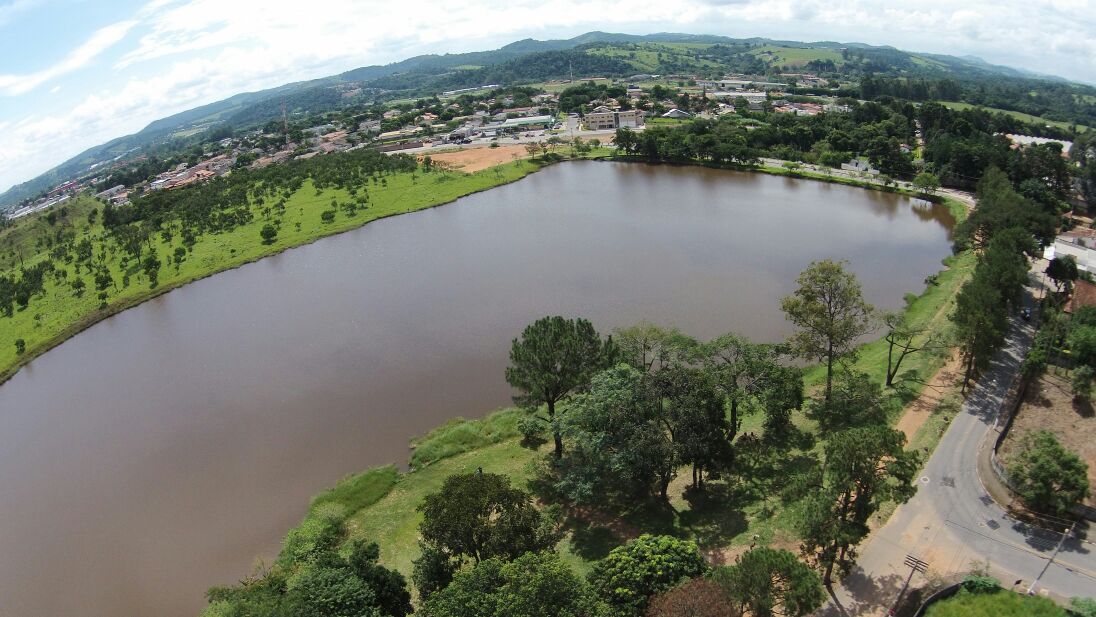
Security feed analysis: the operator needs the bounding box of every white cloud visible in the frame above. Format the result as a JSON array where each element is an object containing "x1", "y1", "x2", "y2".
[
  {"x1": 2, "y1": 0, "x2": 1095, "y2": 193},
  {"x1": 0, "y1": 0, "x2": 38, "y2": 26},
  {"x1": 0, "y1": 19, "x2": 137, "y2": 96}
]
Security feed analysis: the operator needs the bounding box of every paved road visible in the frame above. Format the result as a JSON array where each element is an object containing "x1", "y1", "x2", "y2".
[{"x1": 825, "y1": 278, "x2": 1096, "y2": 615}]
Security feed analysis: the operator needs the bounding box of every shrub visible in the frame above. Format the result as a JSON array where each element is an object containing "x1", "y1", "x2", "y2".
[
  {"x1": 961, "y1": 574, "x2": 1001, "y2": 594},
  {"x1": 589, "y1": 534, "x2": 707, "y2": 616}
]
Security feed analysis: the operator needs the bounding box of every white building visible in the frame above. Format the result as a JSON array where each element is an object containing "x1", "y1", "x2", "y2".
[
  {"x1": 1044, "y1": 228, "x2": 1096, "y2": 272},
  {"x1": 584, "y1": 106, "x2": 645, "y2": 130}
]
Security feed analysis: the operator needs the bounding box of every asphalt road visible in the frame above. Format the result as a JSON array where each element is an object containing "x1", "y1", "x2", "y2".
[{"x1": 826, "y1": 275, "x2": 1096, "y2": 615}]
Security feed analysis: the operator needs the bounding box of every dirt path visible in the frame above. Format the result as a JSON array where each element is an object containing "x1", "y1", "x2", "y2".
[
  {"x1": 428, "y1": 145, "x2": 529, "y2": 173},
  {"x1": 895, "y1": 350, "x2": 964, "y2": 442}
]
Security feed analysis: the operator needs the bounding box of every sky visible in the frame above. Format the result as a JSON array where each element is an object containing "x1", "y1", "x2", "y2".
[{"x1": 0, "y1": 0, "x2": 1094, "y2": 194}]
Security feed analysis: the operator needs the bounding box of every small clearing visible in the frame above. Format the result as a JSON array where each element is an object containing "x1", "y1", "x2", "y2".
[
  {"x1": 1001, "y1": 372, "x2": 1096, "y2": 506},
  {"x1": 428, "y1": 145, "x2": 529, "y2": 173},
  {"x1": 896, "y1": 350, "x2": 964, "y2": 442}
]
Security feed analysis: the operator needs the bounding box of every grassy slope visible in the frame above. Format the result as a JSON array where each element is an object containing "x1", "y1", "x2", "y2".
[
  {"x1": 924, "y1": 589, "x2": 1066, "y2": 617},
  {"x1": 0, "y1": 160, "x2": 539, "y2": 383},
  {"x1": 585, "y1": 43, "x2": 722, "y2": 74},
  {"x1": 749, "y1": 45, "x2": 844, "y2": 68},
  {"x1": 939, "y1": 101, "x2": 1092, "y2": 132}
]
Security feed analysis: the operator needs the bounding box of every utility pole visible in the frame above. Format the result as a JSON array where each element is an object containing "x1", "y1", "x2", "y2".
[
  {"x1": 1027, "y1": 521, "x2": 1077, "y2": 596},
  {"x1": 888, "y1": 554, "x2": 928, "y2": 616}
]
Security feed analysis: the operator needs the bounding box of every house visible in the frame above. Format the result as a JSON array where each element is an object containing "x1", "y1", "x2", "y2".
[
  {"x1": 841, "y1": 159, "x2": 879, "y2": 175},
  {"x1": 709, "y1": 90, "x2": 767, "y2": 110},
  {"x1": 661, "y1": 108, "x2": 693, "y2": 119},
  {"x1": 584, "y1": 106, "x2": 645, "y2": 130},
  {"x1": 1068, "y1": 279, "x2": 1096, "y2": 314},
  {"x1": 1044, "y1": 228, "x2": 1096, "y2": 273},
  {"x1": 1005, "y1": 134, "x2": 1072, "y2": 157},
  {"x1": 95, "y1": 184, "x2": 126, "y2": 199},
  {"x1": 382, "y1": 109, "x2": 401, "y2": 120},
  {"x1": 697, "y1": 78, "x2": 784, "y2": 91}
]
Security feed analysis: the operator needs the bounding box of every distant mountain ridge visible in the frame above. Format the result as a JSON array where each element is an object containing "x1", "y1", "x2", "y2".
[{"x1": 0, "y1": 31, "x2": 1085, "y2": 209}]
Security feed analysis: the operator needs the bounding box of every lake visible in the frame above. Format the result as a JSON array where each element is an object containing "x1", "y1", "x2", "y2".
[{"x1": 0, "y1": 161, "x2": 954, "y2": 616}]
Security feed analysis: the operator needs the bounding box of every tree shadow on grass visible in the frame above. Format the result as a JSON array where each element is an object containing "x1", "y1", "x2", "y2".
[
  {"x1": 567, "y1": 519, "x2": 624, "y2": 561},
  {"x1": 676, "y1": 483, "x2": 749, "y2": 550}
]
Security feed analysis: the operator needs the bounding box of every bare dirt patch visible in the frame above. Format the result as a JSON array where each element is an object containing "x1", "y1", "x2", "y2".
[
  {"x1": 896, "y1": 350, "x2": 964, "y2": 442},
  {"x1": 1001, "y1": 372, "x2": 1096, "y2": 506},
  {"x1": 428, "y1": 145, "x2": 529, "y2": 173}
]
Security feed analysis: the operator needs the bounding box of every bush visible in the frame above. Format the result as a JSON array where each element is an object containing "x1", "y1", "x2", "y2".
[
  {"x1": 589, "y1": 534, "x2": 707, "y2": 617},
  {"x1": 961, "y1": 574, "x2": 1001, "y2": 594},
  {"x1": 1069, "y1": 596, "x2": 1096, "y2": 617},
  {"x1": 260, "y1": 223, "x2": 277, "y2": 244},
  {"x1": 517, "y1": 415, "x2": 548, "y2": 448},
  {"x1": 646, "y1": 578, "x2": 736, "y2": 617},
  {"x1": 320, "y1": 210, "x2": 336, "y2": 223},
  {"x1": 409, "y1": 408, "x2": 522, "y2": 469}
]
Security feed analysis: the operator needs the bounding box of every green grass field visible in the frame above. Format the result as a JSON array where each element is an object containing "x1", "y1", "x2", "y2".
[
  {"x1": 585, "y1": 44, "x2": 722, "y2": 74},
  {"x1": 749, "y1": 45, "x2": 844, "y2": 68},
  {"x1": 924, "y1": 589, "x2": 1067, "y2": 617},
  {"x1": 939, "y1": 101, "x2": 1092, "y2": 132},
  {"x1": 0, "y1": 160, "x2": 540, "y2": 383}
]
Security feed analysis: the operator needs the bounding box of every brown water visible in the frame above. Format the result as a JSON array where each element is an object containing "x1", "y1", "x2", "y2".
[{"x1": 0, "y1": 161, "x2": 954, "y2": 617}]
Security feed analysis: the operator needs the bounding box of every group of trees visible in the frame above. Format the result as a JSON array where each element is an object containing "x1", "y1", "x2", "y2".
[
  {"x1": 410, "y1": 471, "x2": 825, "y2": 617},
  {"x1": 950, "y1": 167, "x2": 1053, "y2": 389},
  {"x1": 500, "y1": 260, "x2": 918, "y2": 590}
]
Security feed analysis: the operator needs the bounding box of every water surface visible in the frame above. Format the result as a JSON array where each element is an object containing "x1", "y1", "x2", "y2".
[{"x1": 0, "y1": 161, "x2": 954, "y2": 616}]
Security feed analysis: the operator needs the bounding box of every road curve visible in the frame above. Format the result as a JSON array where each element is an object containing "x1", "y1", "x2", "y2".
[{"x1": 825, "y1": 276, "x2": 1096, "y2": 615}]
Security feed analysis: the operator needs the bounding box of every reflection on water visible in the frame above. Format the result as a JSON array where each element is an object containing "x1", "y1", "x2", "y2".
[{"x1": 0, "y1": 161, "x2": 953, "y2": 617}]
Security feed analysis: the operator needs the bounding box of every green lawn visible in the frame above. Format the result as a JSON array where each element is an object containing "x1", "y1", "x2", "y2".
[
  {"x1": 925, "y1": 589, "x2": 1067, "y2": 617},
  {"x1": 0, "y1": 160, "x2": 540, "y2": 383},
  {"x1": 749, "y1": 45, "x2": 844, "y2": 67},
  {"x1": 939, "y1": 101, "x2": 1091, "y2": 132}
]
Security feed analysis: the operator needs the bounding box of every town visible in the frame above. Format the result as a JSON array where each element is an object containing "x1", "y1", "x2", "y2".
[{"x1": 6, "y1": 70, "x2": 1070, "y2": 222}]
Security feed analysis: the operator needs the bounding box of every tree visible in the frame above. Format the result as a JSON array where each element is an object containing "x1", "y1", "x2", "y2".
[
  {"x1": 798, "y1": 426, "x2": 918, "y2": 586},
  {"x1": 556, "y1": 364, "x2": 676, "y2": 502},
  {"x1": 659, "y1": 365, "x2": 732, "y2": 490},
  {"x1": 952, "y1": 272, "x2": 1008, "y2": 391},
  {"x1": 1046, "y1": 255, "x2": 1079, "y2": 293},
  {"x1": 710, "y1": 547, "x2": 825, "y2": 617},
  {"x1": 260, "y1": 223, "x2": 278, "y2": 245},
  {"x1": 1069, "y1": 325, "x2": 1096, "y2": 367},
  {"x1": 701, "y1": 334, "x2": 802, "y2": 444},
  {"x1": 912, "y1": 172, "x2": 940, "y2": 194},
  {"x1": 589, "y1": 535, "x2": 707, "y2": 617},
  {"x1": 881, "y1": 311, "x2": 944, "y2": 387},
  {"x1": 421, "y1": 552, "x2": 603, "y2": 617},
  {"x1": 1072, "y1": 365, "x2": 1095, "y2": 401},
  {"x1": 347, "y1": 539, "x2": 412, "y2": 617},
  {"x1": 809, "y1": 370, "x2": 887, "y2": 434},
  {"x1": 14, "y1": 338, "x2": 25, "y2": 355},
  {"x1": 142, "y1": 251, "x2": 161, "y2": 288},
  {"x1": 417, "y1": 472, "x2": 561, "y2": 566},
  {"x1": 1008, "y1": 430, "x2": 1089, "y2": 515},
  {"x1": 781, "y1": 260, "x2": 873, "y2": 404},
  {"x1": 286, "y1": 564, "x2": 378, "y2": 617},
  {"x1": 646, "y1": 578, "x2": 738, "y2": 617},
  {"x1": 506, "y1": 316, "x2": 615, "y2": 457}
]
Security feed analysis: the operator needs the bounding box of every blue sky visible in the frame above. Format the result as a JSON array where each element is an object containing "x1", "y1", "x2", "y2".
[{"x1": 1, "y1": 0, "x2": 1094, "y2": 194}]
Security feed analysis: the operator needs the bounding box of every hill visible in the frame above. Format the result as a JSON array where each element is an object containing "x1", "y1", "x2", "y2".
[{"x1": 3, "y1": 31, "x2": 1093, "y2": 210}]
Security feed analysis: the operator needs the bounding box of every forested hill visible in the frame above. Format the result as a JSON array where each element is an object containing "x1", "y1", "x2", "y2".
[{"x1": 4, "y1": 31, "x2": 1093, "y2": 210}]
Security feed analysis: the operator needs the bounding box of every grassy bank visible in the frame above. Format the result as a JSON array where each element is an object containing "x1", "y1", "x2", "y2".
[{"x1": 0, "y1": 159, "x2": 541, "y2": 384}]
